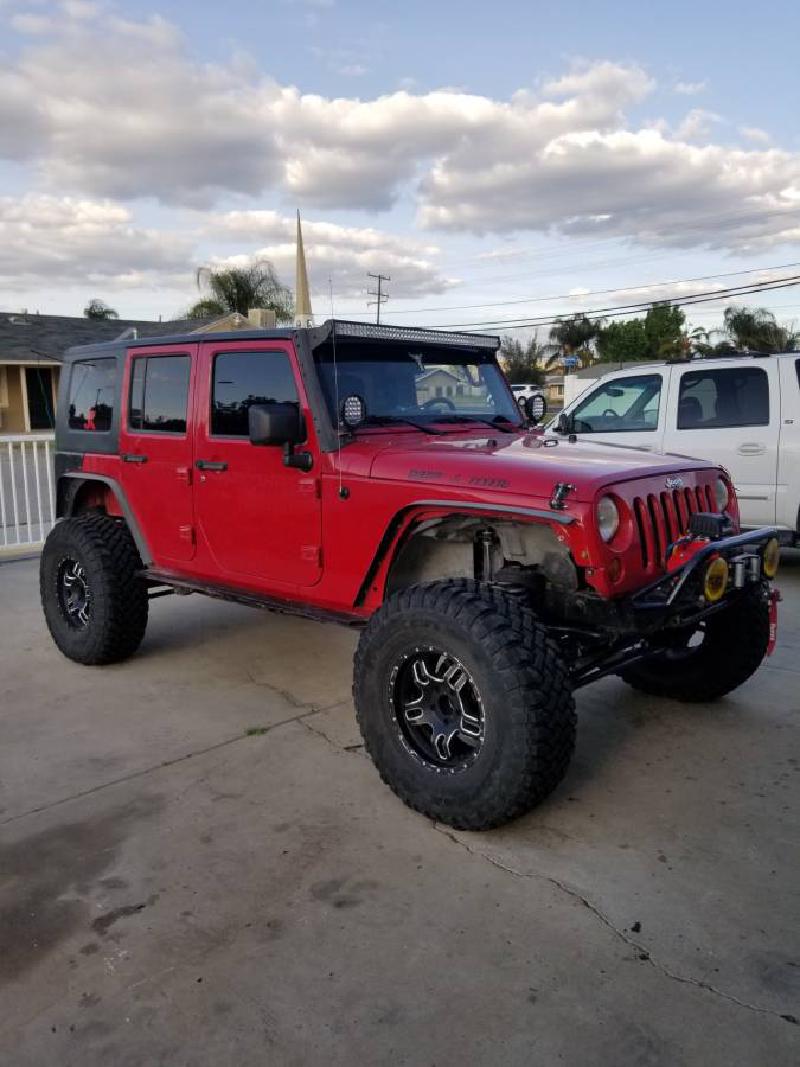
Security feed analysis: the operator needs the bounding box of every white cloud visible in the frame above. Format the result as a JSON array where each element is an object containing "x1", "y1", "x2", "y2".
[
  {"x1": 206, "y1": 211, "x2": 455, "y2": 298},
  {"x1": 674, "y1": 80, "x2": 707, "y2": 95},
  {"x1": 0, "y1": 194, "x2": 191, "y2": 289},
  {"x1": 740, "y1": 125, "x2": 771, "y2": 145},
  {"x1": 2, "y1": 8, "x2": 799, "y2": 253}
]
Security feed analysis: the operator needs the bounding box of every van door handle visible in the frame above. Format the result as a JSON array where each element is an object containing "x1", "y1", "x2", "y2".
[
  {"x1": 737, "y1": 443, "x2": 766, "y2": 455},
  {"x1": 121, "y1": 453, "x2": 148, "y2": 464},
  {"x1": 195, "y1": 459, "x2": 228, "y2": 472}
]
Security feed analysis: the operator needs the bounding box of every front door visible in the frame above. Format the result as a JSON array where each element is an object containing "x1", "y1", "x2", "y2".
[
  {"x1": 119, "y1": 345, "x2": 197, "y2": 563},
  {"x1": 556, "y1": 371, "x2": 668, "y2": 451},
  {"x1": 663, "y1": 362, "x2": 779, "y2": 527},
  {"x1": 193, "y1": 340, "x2": 322, "y2": 588}
]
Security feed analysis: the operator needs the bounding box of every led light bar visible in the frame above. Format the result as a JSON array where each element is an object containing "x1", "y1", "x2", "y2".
[{"x1": 326, "y1": 319, "x2": 500, "y2": 350}]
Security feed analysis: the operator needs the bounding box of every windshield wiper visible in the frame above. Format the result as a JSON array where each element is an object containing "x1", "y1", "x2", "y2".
[
  {"x1": 433, "y1": 414, "x2": 518, "y2": 434},
  {"x1": 359, "y1": 414, "x2": 445, "y2": 436}
]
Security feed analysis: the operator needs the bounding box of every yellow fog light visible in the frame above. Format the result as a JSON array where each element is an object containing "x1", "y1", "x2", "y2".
[
  {"x1": 763, "y1": 537, "x2": 780, "y2": 579},
  {"x1": 703, "y1": 557, "x2": 729, "y2": 603}
]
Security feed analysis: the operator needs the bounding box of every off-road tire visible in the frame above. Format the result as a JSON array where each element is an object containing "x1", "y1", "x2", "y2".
[
  {"x1": 40, "y1": 514, "x2": 148, "y2": 665},
  {"x1": 353, "y1": 579, "x2": 576, "y2": 830},
  {"x1": 619, "y1": 585, "x2": 770, "y2": 702}
]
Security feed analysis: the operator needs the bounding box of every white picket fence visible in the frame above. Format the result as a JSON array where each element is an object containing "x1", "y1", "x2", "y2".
[{"x1": 0, "y1": 434, "x2": 56, "y2": 550}]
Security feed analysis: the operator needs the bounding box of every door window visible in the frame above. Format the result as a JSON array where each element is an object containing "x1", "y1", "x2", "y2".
[
  {"x1": 677, "y1": 367, "x2": 769, "y2": 429},
  {"x1": 129, "y1": 355, "x2": 190, "y2": 434},
  {"x1": 572, "y1": 374, "x2": 662, "y2": 433},
  {"x1": 211, "y1": 351, "x2": 299, "y2": 437}
]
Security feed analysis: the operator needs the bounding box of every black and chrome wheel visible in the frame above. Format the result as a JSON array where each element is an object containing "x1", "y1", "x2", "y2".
[
  {"x1": 354, "y1": 579, "x2": 576, "y2": 830},
  {"x1": 40, "y1": 514, "x2": 148, "y2": 665}
]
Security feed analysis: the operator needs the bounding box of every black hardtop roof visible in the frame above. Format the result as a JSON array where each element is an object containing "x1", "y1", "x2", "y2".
[{"x1": 62, "y1": 318, "x2": 501, "y2": 363}]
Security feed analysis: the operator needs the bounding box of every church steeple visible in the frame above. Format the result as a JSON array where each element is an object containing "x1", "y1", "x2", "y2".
[{"x1": 294, "y1": 210, "x2": 313, "y2": 326}]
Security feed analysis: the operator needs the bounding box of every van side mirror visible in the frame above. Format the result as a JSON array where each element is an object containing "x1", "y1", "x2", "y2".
[
  {"x1": 555, "y1": 411, "x2": 573, "y2": 435},
  {"x1": 248, "y1": 402, "x2": 304, "y2": 447}
]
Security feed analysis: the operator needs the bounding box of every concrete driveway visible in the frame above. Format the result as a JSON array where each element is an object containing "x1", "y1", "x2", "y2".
[{"x1": 1, "y1": 555, "x2": 798, "y2": 1066}]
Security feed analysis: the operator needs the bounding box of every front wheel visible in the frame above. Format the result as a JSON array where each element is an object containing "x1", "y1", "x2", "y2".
[
  {"x1": 619, "y1": 585, "x2": 771, "y2": 702},
  {"x1": 353, "y1": 579, "x2": 576, "y2": 830}
]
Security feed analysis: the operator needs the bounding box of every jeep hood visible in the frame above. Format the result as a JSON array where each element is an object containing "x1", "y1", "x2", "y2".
[{"x1": 368, "y1": 431, "x2": 715, "y2": 501}]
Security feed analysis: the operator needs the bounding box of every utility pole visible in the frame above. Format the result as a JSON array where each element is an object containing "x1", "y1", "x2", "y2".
[{"x1": 367, "y1": 272, "x2": 390, "y2": 324}]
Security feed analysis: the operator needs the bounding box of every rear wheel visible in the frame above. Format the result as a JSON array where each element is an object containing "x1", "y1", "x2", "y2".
[
  {"x1": 620, "y1": 585, "x2": 770, "y2": 702},
  {"x1": 40, "y1": 514, "x2": 148, "y2": 665},
  {"x1": 353, "y1": 579, "x2": 576, "y2": 830}
]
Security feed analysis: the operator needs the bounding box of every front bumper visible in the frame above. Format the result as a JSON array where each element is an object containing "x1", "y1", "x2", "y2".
[{"x1": 629, "y1": 525, "x2": 779, "y2": 617}]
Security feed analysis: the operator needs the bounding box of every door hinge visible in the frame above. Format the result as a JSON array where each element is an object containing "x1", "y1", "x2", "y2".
[
  {"x1": 179, "y1": 524, "x2": 195, "y2": 545},
  {"x1": 176, "y1": 466, "x2": 192, "y2": 485},
  {"x1": 301, "y1": 544, "x2": 322, "y2": 566}
]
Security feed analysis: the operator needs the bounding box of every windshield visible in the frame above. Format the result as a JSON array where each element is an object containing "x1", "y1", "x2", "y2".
[{"x1": 313, "y1": 341, "x2": 522, "y2": 429}]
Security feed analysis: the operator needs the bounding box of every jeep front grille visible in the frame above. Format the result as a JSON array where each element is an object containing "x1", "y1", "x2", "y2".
[{"x1": 633, "y1": 485, "x2": 716, "y2": 571}]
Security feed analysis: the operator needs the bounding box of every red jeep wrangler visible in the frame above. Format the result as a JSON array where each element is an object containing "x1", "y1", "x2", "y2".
[{"x1": 41, "y1": 320, "x2": 781, "y2": 829}]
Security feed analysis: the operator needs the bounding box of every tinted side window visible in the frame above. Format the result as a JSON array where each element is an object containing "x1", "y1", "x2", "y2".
[
  {"x1": 677, "y1": 367, "x2": 769, "y2": 429},
  {"x1": 68, "y1": 359, "x2": 116, "y2": 432},
  {"x1": 129, "y1": 355, "x2": 190, "y2": 434},
  {"x1": 211, "y1": 351, "x2": 299, "y2": 437},
  {"x1": 572, "y1": 374, "x2": 662, "y2": 433}
]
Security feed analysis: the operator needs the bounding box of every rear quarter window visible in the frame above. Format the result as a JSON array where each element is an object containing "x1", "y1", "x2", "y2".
[{"x1": 68, "y1": 358, "x2": 116, "y2": 432}]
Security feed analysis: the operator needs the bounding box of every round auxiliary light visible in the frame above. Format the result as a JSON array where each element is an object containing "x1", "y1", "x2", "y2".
[
  {"x1": 762, "y1": 537, "x2": 781, "y2": 579},
  {"x1": 703, "y1": 556, "x2": 729, "y2": 603},
  {"x1": 597, "y1": 495, "x2": 620, "y2": 543},
  {"x1": 715, "y1": 477, "x2": 730, "y2": 512},
  {"x1": 341, "y1": 394, "x2": 366, "y2": 429}
]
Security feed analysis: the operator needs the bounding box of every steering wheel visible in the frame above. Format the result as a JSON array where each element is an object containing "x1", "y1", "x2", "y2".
[
  {"x1": 421, "y1": 397, "x2": 456, "y2": 411},
  {"x1": 602, "y1": 408, "x2": 620, "y2": 418}
]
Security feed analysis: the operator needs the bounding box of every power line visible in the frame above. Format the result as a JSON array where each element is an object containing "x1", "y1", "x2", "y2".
[
  {"x1": 367, "y1": 272, "x2": 390, "y2": 325},
  {"x1": 436, "y1": 273, "x2": 800, "y2": 331}
]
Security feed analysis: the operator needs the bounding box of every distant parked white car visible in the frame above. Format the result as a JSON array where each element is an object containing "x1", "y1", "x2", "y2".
[{"x1": 547, "y1": 351, "x2": 800, "y2": 540}]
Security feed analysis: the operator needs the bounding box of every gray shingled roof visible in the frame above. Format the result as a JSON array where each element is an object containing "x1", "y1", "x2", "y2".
[{"x1": 0, "y1": 313, "x2": 197, "y2": 363}]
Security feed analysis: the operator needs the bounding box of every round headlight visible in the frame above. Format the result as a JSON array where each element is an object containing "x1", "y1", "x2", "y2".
[
  {"x1": 597, "y1": 495, "x2": 620, "y2": 543},
  {"x1": 703, "y1": 556, "x2": 729, "y2": 603},
  {"x1": 763, "y1": 537, "x2": 780, "y2": 579},
  {"x1": 715, "y1": 477, "x2": 730, "y2": 512}
]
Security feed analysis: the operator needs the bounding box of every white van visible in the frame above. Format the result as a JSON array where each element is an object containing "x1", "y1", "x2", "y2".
[{"x1": 547, "y1": 352, "x2": 800, "y2": 538}]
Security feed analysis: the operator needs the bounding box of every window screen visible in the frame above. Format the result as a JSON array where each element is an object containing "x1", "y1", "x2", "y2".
[
  {"x1": 677, "y1": 367, "x2": 769, "y2": 429},
  {"x1": 211, "y1": 351, "x2": 299, "y2": 437},
  {"x1": 572, "y1": 374, "x2": 662, "y2": 433},
  {"x1": 129, "y1": 355, "x2": 190, "y2": 433},
  {"x1": 68, "y1": 359, "x2": 116, "y2": 432}
]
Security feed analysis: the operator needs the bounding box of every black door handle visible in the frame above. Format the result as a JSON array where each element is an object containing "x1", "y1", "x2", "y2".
[
  {"x1": 121, "y1": 453, "x2": 148, "y2": 464},
  {"x1": 195, "y1": 459, "x2": 228, "y2": 472}
]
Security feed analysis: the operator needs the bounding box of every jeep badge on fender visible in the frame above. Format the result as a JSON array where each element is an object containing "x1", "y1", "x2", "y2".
[{"x1": 41, "y1": 319, "x2": 780, "y2": 830}]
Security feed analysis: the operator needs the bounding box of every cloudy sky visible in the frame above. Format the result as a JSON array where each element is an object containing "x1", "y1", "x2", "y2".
[{"x1": 1, "y1": 0, "x2": 799, "y2": 332}]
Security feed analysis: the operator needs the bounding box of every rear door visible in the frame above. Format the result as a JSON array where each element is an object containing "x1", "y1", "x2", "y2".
[
  {"x1": 192, "y1": 340, "x2": 322, "y2": 588},
  {"x1": 557, "y1": 370, "x2": 668, "y2": 451},
  {"x1": 119, "y1": 344, "x2": 197, "y2": 563},
  {"x1": 663, "y1": 362, "x2": 779, "y2": 526}
]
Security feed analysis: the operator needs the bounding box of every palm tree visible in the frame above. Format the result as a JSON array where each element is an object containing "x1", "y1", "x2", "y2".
[
  {"x1": 722, "y1": 306, "x2": 798, "y2": 353},
  {"x1": 547, "y1": 314, "x2": 602, "y2": 369},
  {"x1": 84, "y1": 299, "x2": 119, "y2": 320},
  {"x1": 187, "y1": 260, "x2": 294, "y2": 322}
]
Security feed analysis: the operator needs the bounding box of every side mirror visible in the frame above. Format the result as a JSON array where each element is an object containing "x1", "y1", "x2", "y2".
[
  {"x1": 555, "y1": 411, "x2": 573, "y2": 435},
  {"x1": 248, "y1": 402, "x2": 304, "y2": 447},
  {"x1": 522, "y1": 393, "x2": 547, "y2": 426}
]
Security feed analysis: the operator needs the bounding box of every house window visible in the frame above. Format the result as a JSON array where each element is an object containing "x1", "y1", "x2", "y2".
[
  {"x1": 129, "y1": 355, "x2": 190, "y2": 434},
  {"x1": 68, "y1": 358, "x2": 116, "y2": 432},
  {"x1": 211, "y1": 351, "x2": 299, "y2": 437}
]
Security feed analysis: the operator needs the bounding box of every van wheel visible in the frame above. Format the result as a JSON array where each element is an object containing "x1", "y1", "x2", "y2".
[
  {"x1": 40, "y1": 514, "x2": 148, "y2": 665},
  {"x1": 353, "y1": 579, "x2": 576, "y2": 830},
  {"x1": 619, "y1": 585, "x2": 770, "y2": 702}
]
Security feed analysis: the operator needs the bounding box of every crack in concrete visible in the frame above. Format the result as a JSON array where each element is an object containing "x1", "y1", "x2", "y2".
[
  {"x1": 0, "y1": 709, "x2": 315, "y2": 827},
  {"x1": 433, "y1": 824, "x2": 797, "y2": 1027}
]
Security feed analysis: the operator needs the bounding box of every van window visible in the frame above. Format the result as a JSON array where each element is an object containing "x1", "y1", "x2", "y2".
[
  {"x1": 211, "y1": 351, "x2": 299, "y2": 437},
  {"x1": 677, "y1": 367, "x2": 769, "y2": 429},
  {"x1": 68, "y1": 358, "x2": 116, "y2": 432},
  {"x1": 572, "y1": 374, "x2": 662, "y2": 433},
  {"x1": 129, "y1": 355, "x2": 190, "y2": 434}
]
